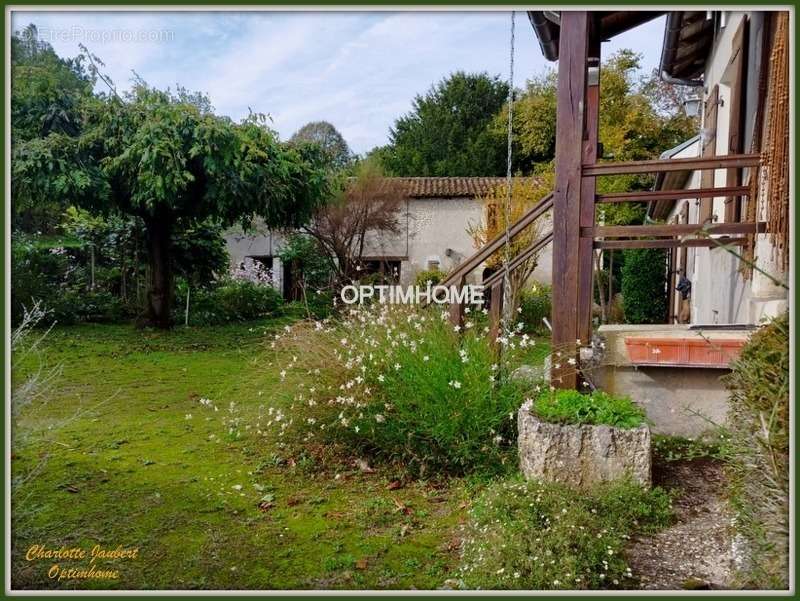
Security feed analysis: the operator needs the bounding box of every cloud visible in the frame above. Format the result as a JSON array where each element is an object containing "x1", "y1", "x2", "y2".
[{"x1": 10, "y1": 10, "x2": 666, "y2": 154}]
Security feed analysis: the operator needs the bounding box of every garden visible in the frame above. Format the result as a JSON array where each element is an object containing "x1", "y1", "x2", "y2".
[{"x1": 10, "y1": 19, "x2": 790, "y2": 592}]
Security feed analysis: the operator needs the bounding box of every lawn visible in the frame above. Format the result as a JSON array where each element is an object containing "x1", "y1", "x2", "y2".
[{"x1": 12, "y1": 318, "x2": 550, "y2": 590}]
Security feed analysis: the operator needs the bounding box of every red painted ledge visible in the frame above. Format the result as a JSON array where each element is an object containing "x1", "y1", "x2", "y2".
[{"x1": 624, "y1": 337, "x2": 745, "y2": 368}]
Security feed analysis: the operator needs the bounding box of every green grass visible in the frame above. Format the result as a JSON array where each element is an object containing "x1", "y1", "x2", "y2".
[
  {"x1": 11, "y1": 319, "x2": 478, "y2": 590},
  {"x1": 532, "y1": 389, "x2": 647, "y2": 429}
]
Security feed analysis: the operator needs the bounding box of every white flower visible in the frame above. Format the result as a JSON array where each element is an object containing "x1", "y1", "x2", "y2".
[
  {"x1": 185, "y1": 414, "x2": 192, "y2": 420},
  {"x1": 232, "y1": 485, "x2": 242, "y2": 491},
  {"x1": 375, "y1": 414, "x2": 385, "y2": 423},
  {"x1": 449, "y1": 380, "x2": 462, "y2": 389},
  {"x1": 423, "y1": 355, "x2": 430, "y2": 362}
]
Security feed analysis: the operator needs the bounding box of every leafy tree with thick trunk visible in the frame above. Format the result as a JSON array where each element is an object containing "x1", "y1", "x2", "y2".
[{"x1": 13, "y1": 82, "x2": 329, "y2": 328}]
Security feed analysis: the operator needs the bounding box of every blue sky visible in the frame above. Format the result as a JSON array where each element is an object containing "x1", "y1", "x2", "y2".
[{"x1": 12, "y1": 10, "x2": 666, "y2": 154}]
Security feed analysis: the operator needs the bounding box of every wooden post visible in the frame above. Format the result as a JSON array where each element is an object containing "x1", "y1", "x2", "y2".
[
  {"x1": 551, "y1": 11, "x2": 589, "y2": 389},
  {"x1": 489, "y1": 279, "x2": 504, "y2": 350},
  {"x1": 578, "y1": 25, "x2": 601, "y2": 350},
  {"x1": 448, "y1": 274, "x2": 465, "y2": 328}
]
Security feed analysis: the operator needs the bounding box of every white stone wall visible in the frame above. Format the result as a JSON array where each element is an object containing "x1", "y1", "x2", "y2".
[
  {"x1": 224, "y1": 196, "x2": 553, "y2": 293},
  {"x1": 664, "y1": 11, "x2": 787, "y2": 326}
]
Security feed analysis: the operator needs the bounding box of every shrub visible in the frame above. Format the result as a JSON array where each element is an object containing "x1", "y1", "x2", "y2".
[
  {"x1": 265, "y1": 305, "x2": 532, "y2": 476},
  {"x1": 282, "y1": 290, "x2": 335, "y2": 320},
  {"x1": 459, "y1": 476, "x2": 672, "y2": 590},
  {"x1": 723, "y1": 312, "x2": 789, "y2": 589},
  {"x1": 620, "y1": 248, "x2": 667, "y2": 324},
  {"x1": 12, "y1": 238, "x2": 131, "y2": 325},
  {"x1": 533, "y1": 388, "x2": 646, "y2": 429},
  {"x1": 12, "y1": 238, "x2": 71, "y2": 325},
  {"x1": 519, "y1": 283, "x2": 551, "y2": 335},
  {"x1": 414, "y1": 269, "x2": 444, "y2": 287},
  {"x1": 181, "y1": 279, "x2": 283, "y2": 325},
  {"x1": 277, "y1": 233, "x2": 333, "y2": 293}
]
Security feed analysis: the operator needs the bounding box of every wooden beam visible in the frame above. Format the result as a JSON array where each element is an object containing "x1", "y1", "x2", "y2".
[
  {"x1": 725, "y1": 16, "x2": 749, "y2": 222},
  {"x1": 700, "y1": 85, "x2": 719, "y2": 223},
  {"x1": 582, "y1": 153, "x2": 760, "y2": 176},
  {"x1": 588, "y1": 221, "x2": 766, "y2": 238},
  {"x1": 595, "y1": 237, "x2": 749, "y2": 250},
  {"x1": 448, "y1": 274, "x2": 466, "y2": 327},
  {"x1": 483, "y1": 232, "x2": 553, "y2": 288},
  {"x1": 596, "y1": 185, "x2": 750, "y2": 203},
  {"x1": 488, "y1": 280, "x2": 503, "y2": 351},
  {"x1": 551, "y1": 10, "x2": 589, "y2": 389},
  {"x1": 578, "y1": 27, "x2": 601, "y2": 348}
]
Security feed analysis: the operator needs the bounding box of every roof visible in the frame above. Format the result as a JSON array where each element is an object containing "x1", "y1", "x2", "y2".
[
  {"x1": 658, "y1": 134, "x2": 701, "y2": 161},
  {"x1": 659, "y1": 12, "x2": 715, "y2": 84},
  {"x1": 528, "y1": 11, "x2": 664, "y2": 61},
  {"x1": 389, "y1": 177, "x2": 538, "y2": 198}
]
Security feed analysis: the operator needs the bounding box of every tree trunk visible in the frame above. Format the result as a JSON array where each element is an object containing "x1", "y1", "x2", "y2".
[{"x1": 144, "y1": 215, "x2": 174, "y2": 329}]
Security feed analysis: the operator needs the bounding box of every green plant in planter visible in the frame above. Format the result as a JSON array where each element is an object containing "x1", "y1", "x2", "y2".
[{"x1": 533, "y1": 389, "x2": 647, "y2": 429}]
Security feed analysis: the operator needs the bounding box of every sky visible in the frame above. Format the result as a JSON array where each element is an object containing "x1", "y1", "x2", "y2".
[{"x1": 12, "y1": 10, "x2": 666, "y2": 155}]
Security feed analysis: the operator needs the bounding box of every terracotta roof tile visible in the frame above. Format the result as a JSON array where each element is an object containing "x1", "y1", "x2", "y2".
[{"x1": 390, "y1": 177, "x2": 538, "y2": 198}]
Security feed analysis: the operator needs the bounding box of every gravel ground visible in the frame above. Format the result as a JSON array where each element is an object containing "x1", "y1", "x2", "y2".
[{"x1": 626, "y1": 458, "x2": 735, "y2": 590}]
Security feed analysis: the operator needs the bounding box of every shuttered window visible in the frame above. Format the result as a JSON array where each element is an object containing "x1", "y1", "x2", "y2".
[{"x1": 699, "y1": 85, "x2": 719, "y2": 224}]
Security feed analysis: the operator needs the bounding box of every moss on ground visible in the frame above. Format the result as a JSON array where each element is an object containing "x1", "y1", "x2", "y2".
[{"x1": 11, "y1": 319, "x2": 473, "y2": 590}]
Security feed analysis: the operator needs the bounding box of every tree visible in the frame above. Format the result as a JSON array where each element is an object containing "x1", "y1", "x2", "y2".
[
  {"x1": 13, "y1": 80, "x2": 329, "y2": 328},
  {"x1": 467, "y1": 174, "x2": 552, "y2": 315},
  {"x1": 289, "y1": 121, "x2": 352, "y2": 170},
  {"x1": 301, "y1": 159, "x2": 406, "y2": 286},
  {"x1": 382, "y1": 72, "x2": 509, "y2": 176},
  {"x1": 11, "y1": 25, "x2": 95, "y2": 232},
  {"x1": 490, "y1": 71, "x2": 558, "y2": 174}
]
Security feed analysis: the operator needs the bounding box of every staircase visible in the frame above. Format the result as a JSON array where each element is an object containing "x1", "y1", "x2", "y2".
[{"x1": 440, "y1": 192, "x2": 554, "y2": 344}]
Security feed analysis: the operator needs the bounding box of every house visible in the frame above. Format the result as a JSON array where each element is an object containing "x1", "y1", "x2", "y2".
[
  {"x1": 651, "y1": 11, "x2": 789, "y2": 326},
  {"x1": 501, "y1": 9, "x2": 790, "y2": 437},
  {"x1": 224, "y1": 177, "x2": 552, "y2": 298}
]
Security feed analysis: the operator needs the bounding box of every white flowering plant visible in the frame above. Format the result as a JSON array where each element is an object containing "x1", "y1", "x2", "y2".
[
  {"x1": 264, "y1": 304, "x2": 530, "y2": 476},
  {"x1": 458, "y1": 476, "x2": 672, "y2": 590}
]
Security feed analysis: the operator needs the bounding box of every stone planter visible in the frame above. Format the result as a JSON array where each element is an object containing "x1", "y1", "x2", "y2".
[{"x1": 517, "y1": 399, "x2": 652, "y2": 489}]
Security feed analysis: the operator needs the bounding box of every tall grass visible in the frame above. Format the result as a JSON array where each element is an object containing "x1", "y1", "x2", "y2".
[
  {"x1": 723, "y1": 312, "x2": 789, "y2": 589},
  {"x1": 262, "y1": 304, "x2": 534, "y2": 476}
]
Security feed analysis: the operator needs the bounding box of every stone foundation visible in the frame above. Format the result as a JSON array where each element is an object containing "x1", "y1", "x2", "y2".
[{"x1": 517, "y1": 399, "x2": 651, "y2": 488}]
